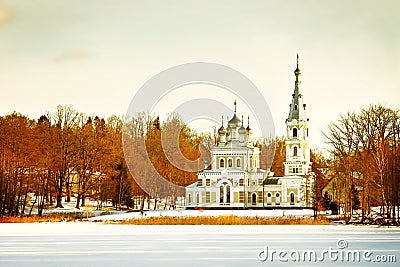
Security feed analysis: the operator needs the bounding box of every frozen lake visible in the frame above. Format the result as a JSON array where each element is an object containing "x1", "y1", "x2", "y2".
[{"x1": 0, "y1": 223, "x2": 399, "y2": 266}]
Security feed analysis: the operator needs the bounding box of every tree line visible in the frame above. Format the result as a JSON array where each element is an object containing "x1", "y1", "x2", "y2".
[{"x1": 0, "y1": 105, "x2": 204, "y2": 216}]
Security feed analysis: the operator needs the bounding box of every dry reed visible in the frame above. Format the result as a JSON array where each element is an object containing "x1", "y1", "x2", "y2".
[{"x1": 119, "y1": 215, "x2": 330, "y2": 225}]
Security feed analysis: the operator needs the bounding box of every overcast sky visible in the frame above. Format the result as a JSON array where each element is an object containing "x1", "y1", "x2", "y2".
[{"x1": 0, "y1": 0, "x2": 399, "y2": 149}]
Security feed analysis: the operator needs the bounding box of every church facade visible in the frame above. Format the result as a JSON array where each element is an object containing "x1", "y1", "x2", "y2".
[{"x1": 185, "y1": 56, "x2": 314, "y2": 209}]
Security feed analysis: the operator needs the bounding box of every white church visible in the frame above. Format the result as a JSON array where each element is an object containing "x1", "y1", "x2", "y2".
[{"x1": 185, "y1": 56, "x2": 315, "y2": 209}]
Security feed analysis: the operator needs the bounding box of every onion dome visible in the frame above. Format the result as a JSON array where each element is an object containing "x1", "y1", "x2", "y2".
[
  {"x1": 228, "y1": 100, "x2": 242, "y2": 128},
  {"x1": 218, "y1": 116, "x2": 227, "y2": 134},
  {"x1": 228, "y1": 114, "x2": 241, "y2": 127},
  {"x1": 238, "y1": 115, "x2": 246, "y2": 134},
  {"x1": 246, "y1": 116, "x2": 252, "y2": 132},
  {"x1": 218, "y1": 125, "x2": 226, "y2": 134}
]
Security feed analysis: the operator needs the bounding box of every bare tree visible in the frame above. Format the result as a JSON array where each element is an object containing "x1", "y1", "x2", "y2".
[
  {"x1": 50, "y1": 105, "x2": 79, "y2": 208},
  {"x1": 324, "y1": 104, "x2": 400, "y2": 220}
]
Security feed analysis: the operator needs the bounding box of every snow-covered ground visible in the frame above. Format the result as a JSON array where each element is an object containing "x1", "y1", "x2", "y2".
[
  {"x1": 34, "y1": 197, "x2": 316, "y2": 221},
  {"x1": 0, "y1": 223, "x2": 399, "y2": 267},
  {"x1": 88, "y1": 208, "x2": 315, "y2": 221}
]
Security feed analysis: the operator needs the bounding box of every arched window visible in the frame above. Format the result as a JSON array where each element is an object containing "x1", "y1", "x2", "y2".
[
  {"x1": 307, "y1": 128, "x2": 309, "y2": 137},
  {"x1": 196, "y1": 193, "x2": 200, "y2": 204},
  {"x1": 219, "y1": 158, "x2": 224, "y2": 168},
  {"x1": 228, "y1": 158, "x2": 233, "y2": 168},
  {"x1": 252, "y1": 193, "x2": 257, "y2": 205},
  {"x1": 188, "y1": 194, "x2": 191, "y2": 204},
  {"x1": 266, "y1": 192, "x2": 272, "y2": 205},
  {"x1": 275, "y1": 192, "x2": 280, "y2": 205},
  {"x1": 293, "y1": 128, "x2": 298, "y2": 137},
  {"x1": 290, "y1": 193, "x2": 295, "y2": 205},
  {"x1": 293, "y1": 146, "x2": 298, "y2": 157},
  {"x1": 294, "y1": 104, "x2": 298, "y2": 110},
  {"x1": 239, "y1": 179, "x2": 244, "y2": 186},
  {"x1": 236, "y1": 158, "x2": 241, "y2": 168}
]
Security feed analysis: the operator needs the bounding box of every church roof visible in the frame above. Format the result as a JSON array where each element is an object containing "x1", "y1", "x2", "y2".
[{"x1": 263, "y1": 178, "x2": 280, "y2": 185}]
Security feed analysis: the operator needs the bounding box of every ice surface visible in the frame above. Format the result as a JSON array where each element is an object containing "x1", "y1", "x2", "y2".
[{"x1": 0, "y1": 223, "x2": 399, "y2": 267}]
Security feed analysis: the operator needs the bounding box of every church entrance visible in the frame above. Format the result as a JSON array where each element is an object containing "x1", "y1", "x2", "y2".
[
  {"x1": 290, "y1": 193, "x2": 295, "y2": 205},
  {"x1": 219, "y1": 182, "x2": 231, "y2": 204}
]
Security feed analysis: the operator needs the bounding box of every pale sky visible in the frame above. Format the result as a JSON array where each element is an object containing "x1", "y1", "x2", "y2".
[{"x1": 1, "y1": 0, "x2": 399, "y2": 150}]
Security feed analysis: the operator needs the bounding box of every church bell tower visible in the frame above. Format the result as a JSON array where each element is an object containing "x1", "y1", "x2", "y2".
[{"x1": 284, "y1": 54, "x2": 312, "y2": 176}]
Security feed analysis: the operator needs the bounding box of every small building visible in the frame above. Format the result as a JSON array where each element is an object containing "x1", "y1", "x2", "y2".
[{"x1": 185, "y1": 55, "x2": 315, "y2": 209}]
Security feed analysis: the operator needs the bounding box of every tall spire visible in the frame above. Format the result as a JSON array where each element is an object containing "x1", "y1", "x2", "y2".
[
  {"x1": 294, "y1": 53, "x2": 301, "y2": 85},
  {"x1": 234, "y1": 100, "x2": 237, "y2": 114},
  {"x1": 287, "y1": 53, "x2": 307, "y2": 121}
]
